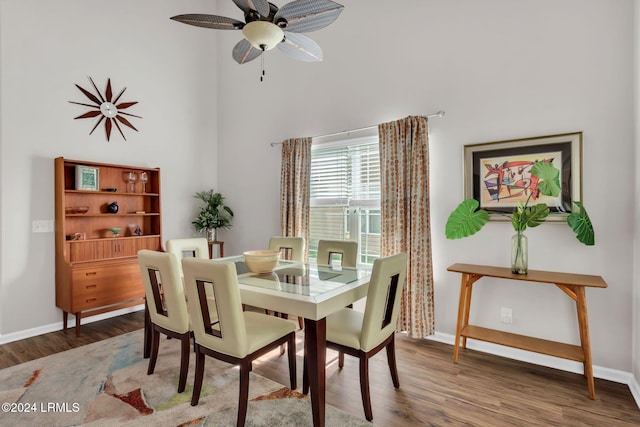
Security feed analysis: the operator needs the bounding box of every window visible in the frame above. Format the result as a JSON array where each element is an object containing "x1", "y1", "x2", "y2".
[{"x1": 309, "y1": 132, "x2": 380, "y2": 266}]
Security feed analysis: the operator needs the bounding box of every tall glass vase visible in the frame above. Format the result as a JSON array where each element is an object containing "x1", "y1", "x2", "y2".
[
  {"x1": 206, "y1": 228, "x2": 217, "y2": 242},
  {"x1": 511, "y1": 232, "x2": 528, "y2": 274}
]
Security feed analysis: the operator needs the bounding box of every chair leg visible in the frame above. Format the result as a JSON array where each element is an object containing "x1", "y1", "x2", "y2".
[
  {"x1": 237, "y1": 360, "x2": 251, "y2": 427},
  {"x1": 302, "y1": 339, "x2": 309, "y2": 394},
  {"x1": 178, "y1": 333, "x2": 190, "y2": 393},
  {"x1": 386, "y1": 335, "x2": 400, "y2": 388},
  {"x1": 191, "y1": 347, "x2": 205, "y2": 406},
  {"x1": 297, "y1": 316, "x2": 304, "y2": 330},
  {"x1": 147, "y1": 328, "x2": 160, "y2": 375},
  {"x1": 287, "y1": 333, "x2": 297, "y2": 390},
  {"x1": 338, "y1": 351, "x2": 345, "y2": 368},
  {"x1": 359, "y1": 356, "x2": 373, "y2": 421}
]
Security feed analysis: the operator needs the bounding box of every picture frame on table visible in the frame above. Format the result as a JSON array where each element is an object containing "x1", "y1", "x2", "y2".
[
  {"x1": 75, "y1": 165, "x2": 99, "y2": 191},
  {"x1": 463, "y1": 132, "x2": 582, "y2": 221}
]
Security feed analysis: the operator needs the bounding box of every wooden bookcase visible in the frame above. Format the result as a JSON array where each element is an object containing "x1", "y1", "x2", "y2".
[{"x1": 54, "y1": 157, "x2": 162, "y2": 335}]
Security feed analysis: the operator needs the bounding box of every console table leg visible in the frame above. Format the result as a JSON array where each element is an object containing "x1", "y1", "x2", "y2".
[
  {"x1": 462, "y1": 279, "x2": 474, "y2": 349},
  {"x1": 575, "y1": 286, "x2": 595, "y2": 399},
  {"x1": 63, "y1": 311, "x2": 68, "y2": 331},
  {"x1": 454, "y1": 275, "x2": 469, "y2": 362}
]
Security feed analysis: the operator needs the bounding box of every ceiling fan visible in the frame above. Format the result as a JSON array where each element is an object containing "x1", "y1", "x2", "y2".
[{"x1": 170, "y1": 0, "x2": 344, "y2": 65}]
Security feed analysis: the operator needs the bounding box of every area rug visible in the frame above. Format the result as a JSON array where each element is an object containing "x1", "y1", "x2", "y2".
[{"x1": 0, "y1": 329, "x2": 371, "y2": 426}]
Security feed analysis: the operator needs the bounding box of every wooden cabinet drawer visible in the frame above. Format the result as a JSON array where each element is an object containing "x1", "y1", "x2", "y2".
[
  {"x1": 70, "y1": 262, "x2": 143, "y2": 311},
  {"x1": 69, "y1": 236, "x2": 160, "y2": 262}
]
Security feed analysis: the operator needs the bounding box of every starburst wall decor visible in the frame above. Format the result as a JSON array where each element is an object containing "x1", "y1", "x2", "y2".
[{"x1": 69, "y1": 77, "x2": 141, "y2": 141}]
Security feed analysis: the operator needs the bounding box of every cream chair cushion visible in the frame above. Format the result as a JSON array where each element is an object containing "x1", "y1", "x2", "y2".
[
  {"x1": 268, "y1": 236, "x2": 305, "y2": 262},
  {"x1": 182, "y1": 258, "x2": 296, "y2": 359},
  {"x1": 317, "y1": 239, "x2": 358, "y2": 267},
  {"x1": 326, "y1": 308, "x2": 364, "y2": 350}
]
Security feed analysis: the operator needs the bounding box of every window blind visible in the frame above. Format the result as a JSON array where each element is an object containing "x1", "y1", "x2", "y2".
[{"x1": 309, "y1": 135, "x2": 381, "y2": 264}]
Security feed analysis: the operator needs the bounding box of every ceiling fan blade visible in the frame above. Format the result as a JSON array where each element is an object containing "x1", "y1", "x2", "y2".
[
  {"x1": 232, "y1": 0, "x2": 270, "y2": 18},
  {"x1": 170, "y1": 14, "x2": 244, "y2": 30},
  {"x1": 274, "y1": 0, "x2": 343, "y2": 33},
  {"x1": 232, "y1": 39, "x2": 263, "y2": 64},
  {"x1": 278, "y1": 32, "x2": 322, "y2": 62}
]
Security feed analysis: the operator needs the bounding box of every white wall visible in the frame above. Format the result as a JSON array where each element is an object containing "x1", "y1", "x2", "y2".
[
  {"x1": 217, "y1": 0, "x2": 635, "y2": 372},
  {"x1": 634, "y1": 0, "x2": 640, "y2": 394},
  {"x1": 0, "y1": 0, "x2": 219, "y2": 335},
  {"x1": 0, "y1": 0, "x2": 637, "y2": 382}
]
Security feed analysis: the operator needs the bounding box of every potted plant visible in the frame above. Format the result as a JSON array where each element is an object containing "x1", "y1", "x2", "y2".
[
  {"x1": 192, "y1": 189, "x2": 234, "y2": 242},
  {"x1": 445, "y1": 161, "x2": 595, "y2": 274}
]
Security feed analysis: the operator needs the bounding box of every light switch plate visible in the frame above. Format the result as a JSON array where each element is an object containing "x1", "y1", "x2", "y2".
[{"x1": 32, "y1": 220, "x2": 54, "y2": 233}]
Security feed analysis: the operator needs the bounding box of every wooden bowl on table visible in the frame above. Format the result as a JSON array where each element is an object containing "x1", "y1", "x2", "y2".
[{"x1": 243, "y1": 250, "x2": 280, "y2": 273}]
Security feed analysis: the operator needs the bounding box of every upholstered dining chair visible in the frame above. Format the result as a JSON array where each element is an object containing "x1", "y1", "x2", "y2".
[
  {"x1": 137, "y1": 249, "x2": 191, "y2": 393},
  {"x1": 317, "y1": 239, "x2": 359, "y2": 310},
  {"x1": 181, "y1": 257, "x2": 297, "y2": 427},
  {"x1": 166, "y1": 237, "x2": 214, "y2": 299},
  {"x1": 268, "y1": 236, "x2": 305, "y2": 262},
  {"x1": 304, "y1": 252, "x2": 408, "y2": 421},
  {"x1": 166, "y1": 237, "x2": 210, "y2": 265},
  {"x1": 317, "y1": 239, "x2": 358, "y2": 268}
]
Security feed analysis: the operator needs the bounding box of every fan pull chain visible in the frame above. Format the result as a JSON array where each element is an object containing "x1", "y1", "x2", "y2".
[{"x1": 260, "y1": 52, "x2": 266, "y2": 82}]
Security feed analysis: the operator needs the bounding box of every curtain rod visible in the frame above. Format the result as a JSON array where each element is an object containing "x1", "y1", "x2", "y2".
[{"x1": 270, "y1": 111, "x2": 445, "y2": 147}]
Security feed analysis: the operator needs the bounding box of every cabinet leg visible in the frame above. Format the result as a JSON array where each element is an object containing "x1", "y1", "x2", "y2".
[
  {"x1": 75, "y1": 312, "x2": 81, "y2": 337},
  {"x1": 63, "y1": 311, "x2": 68, "y2": 331}
]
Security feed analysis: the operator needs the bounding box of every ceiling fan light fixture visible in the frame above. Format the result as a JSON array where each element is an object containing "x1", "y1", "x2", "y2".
[{"x1": 242, "y1": 21, "x2": 284, "y2": 51}]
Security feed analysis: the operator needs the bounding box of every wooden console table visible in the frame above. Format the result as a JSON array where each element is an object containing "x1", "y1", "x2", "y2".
[
  {"x1": 207, "y1": 241, "x2": 224, "y2": 259},
  {"x1": 447, "y1": 263, "x2": 607, "y2": 399}
]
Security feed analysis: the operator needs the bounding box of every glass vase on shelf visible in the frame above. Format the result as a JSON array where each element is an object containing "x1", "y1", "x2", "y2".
[
  {"x1": 511, "y1": 232, "x2": 528, "y2": 275},
  {"x1": 140, "y1": 171, "x2": 149, "y2": 193},
  {"x1": 123, "y1": 171, "x2": 137, "y2": 193}
]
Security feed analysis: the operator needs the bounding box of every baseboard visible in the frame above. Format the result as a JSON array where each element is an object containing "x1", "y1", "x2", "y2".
[
  {"x1": 427, "y1": 331, "x2": 640, "y2": 410},
  {"x1": 630, "y1": 375, "x2": 640, "y2": 409},
  {"x1": 0, "y1": 305, "x2": 145, "y2": 345}
]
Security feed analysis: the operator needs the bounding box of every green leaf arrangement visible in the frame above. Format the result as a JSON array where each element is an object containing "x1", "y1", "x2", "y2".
[
  {"x1": 192, "y1": 189, "x2": 234, "y2": 232},
  {"x1": 445, "y1": 161, "x2": 595, "y2": 246}
]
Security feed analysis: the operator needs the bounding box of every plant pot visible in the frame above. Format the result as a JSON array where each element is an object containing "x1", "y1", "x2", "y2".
[
  {"x1": 206, "y1": 228, "x2": 217, "y2": 242},
  {"x1": 511, "y1": 232, "x2": 528, "y2": 274}
]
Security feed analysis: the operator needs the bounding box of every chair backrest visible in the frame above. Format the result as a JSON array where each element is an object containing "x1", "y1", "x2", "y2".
[
  {"x1": 182, "y1": 257, "x2": 249, "y2": 358},
  {"x1": 360, "y1": 252, "x2": 408, "y2": 352},
  {"x1": 137, "y1": 249, "x2": 190, "y2": 334},
  {"x1": 317, "y1": 239, "x2": 358, "y2": 268},
  {"x1": 166, "y1": 238, "x2": 210, "y2": 264},
  {"x1": 166, "y1": 237, "x2": 214, "y2": 299},
  {"x1": 269, "y1": 236, "x2": 305, "y2": 262}
]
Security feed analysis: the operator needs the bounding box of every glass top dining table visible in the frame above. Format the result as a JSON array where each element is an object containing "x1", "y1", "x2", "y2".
[
  {"x1": 226, "y1": 255, "x2": 372, "y2": 427},
  {"x1": 226, "y1": 256, "x2": 371, "y2": 321}
]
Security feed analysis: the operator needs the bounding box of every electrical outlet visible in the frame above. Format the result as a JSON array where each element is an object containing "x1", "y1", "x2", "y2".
[{"x1": 501, "y1": 307, "x2": 513, "y2": 324}]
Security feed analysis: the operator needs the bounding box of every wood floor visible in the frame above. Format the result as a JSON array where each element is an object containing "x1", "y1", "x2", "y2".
[{"x1": 1, "y1": 311, "x2": 638, "y2": 426}]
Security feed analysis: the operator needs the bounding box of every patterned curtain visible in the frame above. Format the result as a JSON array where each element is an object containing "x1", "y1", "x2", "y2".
[
  {"x1": 378, "y1": 116, "x2": 434, "y2": 338},
  {"x1": 279, "y1": 137, "x2": 312, "y2": 260}
]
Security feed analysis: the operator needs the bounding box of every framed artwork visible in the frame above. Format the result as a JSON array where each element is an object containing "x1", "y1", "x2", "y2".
[
  {"x1": 464, "y1": 132, "x2": 582, "y2": 221},
  {"x1": 75, "y1": 165, "x2": 99, "y2": 191}
]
